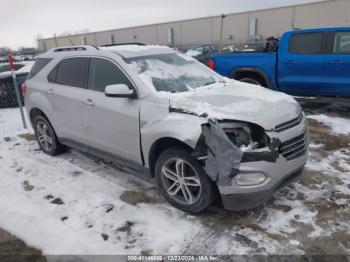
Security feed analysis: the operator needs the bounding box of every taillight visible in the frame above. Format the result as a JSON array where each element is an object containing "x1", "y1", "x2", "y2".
[
  {"x1": 21, "y1": 82, "x2": 27, "y2": 96},
  {"x1": 208, "y1": 59, "x2": 215, "y2": 70}
]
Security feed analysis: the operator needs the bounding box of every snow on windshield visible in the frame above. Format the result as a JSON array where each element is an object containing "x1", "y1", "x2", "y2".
[{"x1": 126, "y1": 53, "x2": 223, "y2": 93}]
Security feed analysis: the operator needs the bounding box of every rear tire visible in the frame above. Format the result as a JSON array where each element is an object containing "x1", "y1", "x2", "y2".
[
  {"x1": 238, "y1": 77, "x2": 263, "y2": 86},
  {"x1": 155, "y1": 148, "x2": 217, "y2": 213},
  {"x1": 34, "y1": 115, "x2": 64, "y2": 156}
]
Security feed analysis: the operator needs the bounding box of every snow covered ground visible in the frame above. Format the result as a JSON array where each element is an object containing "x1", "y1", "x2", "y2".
[
  {"x1": 0, "y1": 98, "x2": 349, "y2": 257},
  {"x1": 0, "y1": 107, "x2": 28, "y2": 136}
]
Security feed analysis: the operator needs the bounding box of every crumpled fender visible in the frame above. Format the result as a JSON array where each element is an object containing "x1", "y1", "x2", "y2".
[{"x1": 140, "y1": 100, "x2": 207, "y2": 168}]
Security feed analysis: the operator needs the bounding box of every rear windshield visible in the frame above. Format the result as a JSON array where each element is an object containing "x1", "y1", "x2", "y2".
[{"x1": 27, "y1": 58, "x2": 52, "y2": 79}]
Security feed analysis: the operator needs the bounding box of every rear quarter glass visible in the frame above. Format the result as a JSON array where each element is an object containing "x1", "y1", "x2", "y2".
[{"x1": 27, "y1": 58, "x2": 52, "y2": 80}]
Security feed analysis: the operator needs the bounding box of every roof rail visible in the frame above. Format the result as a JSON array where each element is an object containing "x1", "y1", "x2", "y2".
[
  {"x1": 47, "y1": 45, "x2": 99, "y2": 53},
  {"x1": 99, "y1": 43, "x2": 146, "y2": 47}
]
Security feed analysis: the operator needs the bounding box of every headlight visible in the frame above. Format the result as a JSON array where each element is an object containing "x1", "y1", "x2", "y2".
[
  {"x1": 220, "y1": 122, "x2": 268, "y2": 149},
  {"x1": 234, "y1": 172, "x2": 267, "y2": 186}
]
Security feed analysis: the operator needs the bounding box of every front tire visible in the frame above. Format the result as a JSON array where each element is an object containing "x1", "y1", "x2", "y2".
[
  {"x1": 34, "y1": 115, "x2": 64, "y2": 156},
  {"x1": 155, "y1": 148, "x2": 217, "y2": 213}
]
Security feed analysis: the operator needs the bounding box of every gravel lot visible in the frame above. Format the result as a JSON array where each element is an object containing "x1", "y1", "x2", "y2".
[{"x1": 0, "y1": 98, "x2": 349, "y2": 260}]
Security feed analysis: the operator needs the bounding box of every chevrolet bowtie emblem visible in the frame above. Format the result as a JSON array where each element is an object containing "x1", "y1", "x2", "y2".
[{"x1": 300, "y1": 125, "x2": 306, "y2": 133}]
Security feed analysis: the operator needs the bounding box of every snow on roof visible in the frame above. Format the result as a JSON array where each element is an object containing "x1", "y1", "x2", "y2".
[{"x1": 100, "y1": 45, "x2": 174, "y2": 58}]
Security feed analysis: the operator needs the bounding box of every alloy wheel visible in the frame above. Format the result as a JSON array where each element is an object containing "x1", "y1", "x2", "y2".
[
  {"x1": 36, "y1": 121, "x2": 53, "y2": 152},
  {"x1": 161, "y1": 158, "x2": 202, "y2": 205}
]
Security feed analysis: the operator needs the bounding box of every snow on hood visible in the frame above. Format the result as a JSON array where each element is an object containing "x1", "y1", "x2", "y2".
[{"x1": 159, "y1": 80, "x2": 300, "y2": 130}]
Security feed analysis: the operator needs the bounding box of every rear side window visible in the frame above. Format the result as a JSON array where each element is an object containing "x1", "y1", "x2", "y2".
[
  {"x1": 27, "y1": 58, "x2": 52, "y2": 79},
  {"x1": 88, "y1": 58, "x2": 132, "y2": 92},
  {"x1": 289, "y1": 32, "x2": 324, "y2": 54},
  {"x1": 53, "y1": 58, "x2": 88, "y2": 88},
  {"x1": 333, "y1": 32, "x2": 350, "y2": 54}
]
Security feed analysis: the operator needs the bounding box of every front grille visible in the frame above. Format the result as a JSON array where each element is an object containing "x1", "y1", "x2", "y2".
[
  {"x1": 274, "y1": 112, "x2": 303, "y2": 132},
  {"x1": 280, "y1": 130, "x2": 308, "y2": 161}
]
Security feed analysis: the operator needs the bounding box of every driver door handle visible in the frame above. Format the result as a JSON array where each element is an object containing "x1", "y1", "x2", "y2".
[{"x1": 82, "y1": 99, "x2": 95, "y2": 106}]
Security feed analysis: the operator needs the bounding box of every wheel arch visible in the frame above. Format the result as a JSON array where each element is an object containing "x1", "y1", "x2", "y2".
[
  {"x1": 147, "y1": 137, "x2": 194, "y2": 177},
  {"x1": 29, "y1": 107, "x2": 49, "y2": 127},
  {"x1": 231, "y1": 68, "x2": 271, "y2": 88}
]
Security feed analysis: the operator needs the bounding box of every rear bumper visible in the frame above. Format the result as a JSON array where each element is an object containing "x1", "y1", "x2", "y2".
[{"x1": 221, "y1": 167, "x2": 304, "y2": 211}]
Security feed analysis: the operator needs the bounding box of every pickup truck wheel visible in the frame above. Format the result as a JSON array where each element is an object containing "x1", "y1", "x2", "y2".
[
  {"x1": 155, "y1": 148, "x2": 217, "y2": 213},
  {"x1": 239, "y1": 77, "x2": 263, "y2": 86},
  {"x1": 34, "y1": 115, "x2": 64, "y2": 156}
]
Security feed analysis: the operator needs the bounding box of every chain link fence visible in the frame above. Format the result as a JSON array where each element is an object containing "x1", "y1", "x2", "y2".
[{"x1": 0, "y1": 71, "x2": 27, "y2": 136}]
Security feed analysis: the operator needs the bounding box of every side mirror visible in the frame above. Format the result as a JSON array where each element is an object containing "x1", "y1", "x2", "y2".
[{"x1": 105, "y1": 84, "x2": 136, "y2": 98}]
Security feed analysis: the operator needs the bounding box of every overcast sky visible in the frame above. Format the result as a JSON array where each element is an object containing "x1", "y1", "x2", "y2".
[{"x1": 1, "y1": 0, "x2": 324, "y2": 49}]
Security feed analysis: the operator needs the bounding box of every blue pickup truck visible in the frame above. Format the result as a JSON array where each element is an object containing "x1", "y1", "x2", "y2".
[{"x1": 209, "y1": 28, "x2": 350, "y2": 96}]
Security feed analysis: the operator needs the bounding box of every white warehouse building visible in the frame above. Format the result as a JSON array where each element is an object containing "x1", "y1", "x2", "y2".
[{"x1": 37, "y1": 0, "x2": 350, "y2": 51}]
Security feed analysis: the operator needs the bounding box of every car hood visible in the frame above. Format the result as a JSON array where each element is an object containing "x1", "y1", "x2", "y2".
[{"x1": 164, "y1": 81, "x2": 301, "y2": 130}]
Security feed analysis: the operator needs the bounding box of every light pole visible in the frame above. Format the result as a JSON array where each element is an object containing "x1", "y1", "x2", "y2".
[{"x1": 219, "y1": 13, "x2": 226, "y2": 51}]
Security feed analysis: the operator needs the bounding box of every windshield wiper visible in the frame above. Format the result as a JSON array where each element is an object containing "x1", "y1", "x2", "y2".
[{"x1": 197, "y1": 81, "x2": 224, "y2": 88}]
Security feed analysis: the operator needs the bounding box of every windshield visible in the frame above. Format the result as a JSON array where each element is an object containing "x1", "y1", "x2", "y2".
[{"x1": 125, "y1": 53, "x2": 223, "y2": 93}]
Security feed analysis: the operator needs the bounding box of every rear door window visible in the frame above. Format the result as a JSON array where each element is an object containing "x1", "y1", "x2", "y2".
[
  {"x1": 55, "y1": 57, "x2": 88, "y2": 88},
  {"x1": 88, "y1": 58, "x2": 132, "y2": 92},
  {"x1": 333, "y1": 32, "x2": 350, "y2": 54},
  {"x1": 27, "y1": 58, "x2": 52, "y2": 79},
  {"x1": 289, "y1": 32, "x2": 324, "y2": 54}
]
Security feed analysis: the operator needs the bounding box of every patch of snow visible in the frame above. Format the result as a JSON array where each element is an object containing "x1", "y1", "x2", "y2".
[
  {"x1": 306, "y1": 148, "x2": 350, "y2": 202},
  {"x1": 259, "y1": 198, "x2": 323, "y2": 237},
  {"x1": 290, "y1": 240, "x2": 300, "y2": 246},
  {"x1": 309, "y1": 143, "x2": 324, "y2": 149},
  {"x1": 166, "y1": 82, "x2": 298, "y2": 128},
  {"x1": 0, "y1": 108, "x2": 30, "y2": 136},
  {"x1": 185, "y1": 50, "x2": 201, "y2": 57},
  {"x1": 0, "y1": 136, "x2": 203, "y2": 255},
  {"x1": 127, "y1": 54, "x2": 222, "y2": 93},
  {"x1": 307, "y1": 114, "x2": 350, "y2": 135},
  {"x1": 16, "y1": 62, "x2": 34, "y2": 74},
  {"x1": 293, "y1": 96, "x2": 316, "y2": 100},
  {"x1": 100, "y1": 45, "x2": 170, "y2": 53}
]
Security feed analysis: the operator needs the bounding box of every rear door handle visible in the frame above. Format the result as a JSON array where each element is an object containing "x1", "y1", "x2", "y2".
[
  {"x1": 329, "y1": 60, "x2": 342, "y2": 64},
  {"x1": 285, "y1": 60, "x2": 297, "y2": 64},
  {"x1": 48, "y1": 88, "x2": 54, "y2": 94},
  {"x1": 82, "y1": 99, "x2": 95, "y2": 106}
]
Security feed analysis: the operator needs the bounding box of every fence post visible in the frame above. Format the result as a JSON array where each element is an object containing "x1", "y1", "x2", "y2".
[{"x1": 8, "y1": 54, "x2": 27, "y2": 129}]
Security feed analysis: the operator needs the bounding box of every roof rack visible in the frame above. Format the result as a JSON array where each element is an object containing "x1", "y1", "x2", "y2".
[
  {"x1": 99, "y1": 43, "x2": 146, "y2": 47},
  {"x1": 47, "y1": 45, "x2": 99, "y2": 53}
]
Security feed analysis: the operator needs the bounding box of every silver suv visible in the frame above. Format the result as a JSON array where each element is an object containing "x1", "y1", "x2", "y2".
[{"x1": 24, "y1": 44, "x2": 308, "y2": 213}]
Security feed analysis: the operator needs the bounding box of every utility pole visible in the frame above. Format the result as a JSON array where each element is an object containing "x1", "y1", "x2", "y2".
[
  {"x1": 53, "y1": 33, "x2": 59, "y2": 47},
  {"x1": 219, "y1": 13, "x2": 226, "y2": 51}
]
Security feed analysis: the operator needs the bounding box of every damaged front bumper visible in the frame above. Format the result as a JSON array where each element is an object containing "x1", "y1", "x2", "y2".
[
  {"x1": 219, "y1": 154, "x2": 307, "y2": 211},
  {"x1": 192, "y1": 112, "x2": 309, "y2": 211},
  {"x1": 220, "y1": 120, "x2": 308, "y2": 211}
]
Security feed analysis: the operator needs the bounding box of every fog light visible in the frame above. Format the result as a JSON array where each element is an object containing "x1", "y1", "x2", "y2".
[{"x1": 234, "y1": 172, "x2": 267, "y2": 186}]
